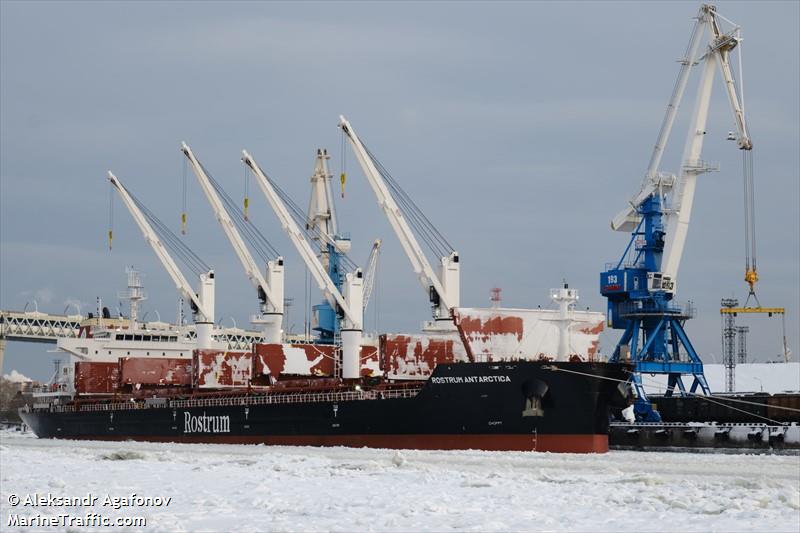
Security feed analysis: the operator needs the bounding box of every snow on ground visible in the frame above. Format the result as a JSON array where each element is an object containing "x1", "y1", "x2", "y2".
[
  {"x1": 1, "y1": 430, "x2": 798, "y2": 532},
  {"x1": 646, "y1": 363, "x2": 800, "y2": 394}
]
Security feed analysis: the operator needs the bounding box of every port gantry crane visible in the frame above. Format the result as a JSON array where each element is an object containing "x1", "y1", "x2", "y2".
[
  {"x1": 108, "y1": 171, "x2": 217, "y2": 350},
  {"x1": 242, "y1": 150, "x2": 365, "y2": 379},
  {"x1": 181, "y1": 142, "x2": 285, "y2": 344},
  {"x1": 602, "y1": 4, "x2": 764, "y2": 420},
  {"x1": 339, "y1": 116, "x2": 459, "y2": 332},
  {"x1": 306, "y1": 149, "x2": 355, "y2": 343}
]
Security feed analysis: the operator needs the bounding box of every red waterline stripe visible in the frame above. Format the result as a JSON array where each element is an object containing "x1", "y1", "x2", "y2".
[{"x1": 58, "y1": 433, "x2": 608, "y2": 453}]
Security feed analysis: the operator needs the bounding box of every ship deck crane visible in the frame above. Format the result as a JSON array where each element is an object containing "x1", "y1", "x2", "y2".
[
  {"x1": 601, "y1": 4, "x2": 759, "y2": 420},
  {"x1": 181, "y1": 142, "x2": 285, "y2": 344},
  {"x1": 339, "y1": 116, "x2": 459, "y2": 332},
  {"x1": 242, "y1": 150, "x2": 364, "y2": 379},
  {"x1": 108, "y1": 171, "x2": 216, "y2": 350}
]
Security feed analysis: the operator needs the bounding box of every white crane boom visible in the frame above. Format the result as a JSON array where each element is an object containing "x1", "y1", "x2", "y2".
[
  {"x1": 646, "y1": 8, "x2": 709, "y2": 181},
  {"x1": 307, "y1": 148, "x2": 338, "y2": 240},
  {"x1": 611, "y1": 7, "x2": 708, "y2": 233},
  {"x1": 306, "y1": 148, "x2": 352, "y2": 273},
  {"x1": 181, "y1": 142, "x2": 284, "y2": 343},
  {"x1": 338, "y1": 115, "x2": 459, "y2": 327},
  {"x1": 611, "y1": 4, "x2": 752, "y2": 286},
  {"x1": 107, "y1": 171, "x2": 215, "y2": 349},
  {"x1": 662, "y1": 4, "x2": 751, "y2": 281},
  {"x1": 362, "y1": 239, "x2": 381, "y2": 310}
]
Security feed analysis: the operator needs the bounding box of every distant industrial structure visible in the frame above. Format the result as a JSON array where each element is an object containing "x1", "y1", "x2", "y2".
[{"x1": 720, "y1": 299, "x2": 787, "y2": 393}]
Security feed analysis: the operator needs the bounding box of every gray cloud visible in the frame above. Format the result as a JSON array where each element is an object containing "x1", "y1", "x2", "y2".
[{"x1": 1, "y1": 1, "x2": 798, "y2": 379}]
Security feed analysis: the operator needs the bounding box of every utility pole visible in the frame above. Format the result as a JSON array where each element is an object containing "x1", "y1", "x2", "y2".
[{"x1": 721, "y1": 298, "x2": 739, "y2": 392}]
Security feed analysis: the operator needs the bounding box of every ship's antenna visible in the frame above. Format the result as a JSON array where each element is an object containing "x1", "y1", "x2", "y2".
[
  {"x1": 119, "y1": 267, "x2": 147, "y2": 331},
  {"x1": 490, "y1": 287, "x2": 502, "y2": 309}
]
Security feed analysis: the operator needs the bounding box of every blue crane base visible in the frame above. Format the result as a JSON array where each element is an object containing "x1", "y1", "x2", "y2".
[
  {"x1": 607, "y1": 305, "x2": 711, "y2": 422},
  {"x1": 601, "y1": 194, "x2": 711, "y2": 422}
]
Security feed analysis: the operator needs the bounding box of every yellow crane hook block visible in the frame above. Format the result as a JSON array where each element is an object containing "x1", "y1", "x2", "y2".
[{"x1": 744, "y1": 268, "x2": 759, "y2": 291}]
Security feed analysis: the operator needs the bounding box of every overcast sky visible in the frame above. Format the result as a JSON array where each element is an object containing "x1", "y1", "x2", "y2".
[{"x1": 2, "y1": 1, "x2": 798, "y2": 380}]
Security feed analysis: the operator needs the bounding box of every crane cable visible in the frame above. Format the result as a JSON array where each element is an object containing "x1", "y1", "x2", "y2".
[
  {"x1": 245, "y1": 160, "x2": 358, "y2": 272},
  {"x1": 126, "y1": 188, "x2": 210, "y2": 276},
  {"x1": 542, "y1": 365, "x2": 800, "y2": 425},
  {"x1": 340, "y1": 128, "x2": 347, "y2": 199},
  {"x1": 243, "y1": 162, "x2": 250, "y2": 221},
  {"x1": 197, "y1": 159, "x2": 281, "y2": 262},
  {"x1": 733, "y1": 33, "x2": 760, "y2": 307},
  {"x1": 361, "y1": 142, "x2": 455, "y2": 259},
  {"x1": 743, "y1": 150, "x2": 759, "y2": 306},
  {"x1": 108, "y1": 181, "x2": 114, "y2": 251},
  {"x1": 181, "y1": 157, "x2": 188, "y2": 235}
]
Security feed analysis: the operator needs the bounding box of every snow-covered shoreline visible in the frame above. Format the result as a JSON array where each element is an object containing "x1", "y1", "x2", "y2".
[{"x1": 1, "y1": 431, "x2": 798, "y2": 532}]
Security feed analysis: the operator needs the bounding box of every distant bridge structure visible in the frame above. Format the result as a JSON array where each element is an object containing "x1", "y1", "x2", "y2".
[{"x1": 0, "y1": 309, "x2": 268, "y2": 372}]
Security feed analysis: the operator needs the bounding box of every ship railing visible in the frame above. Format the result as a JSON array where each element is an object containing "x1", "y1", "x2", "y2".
[
  {"x1": 604, "y1": 261, "x2": 639, "y2": 271},
  {"x1": 171, "y1": 386, "x2": 423, "y2": 409},
  {"x1": 617, "y1": 299, "x2": 695, "y2": 318},
  {"x1": 43, "y1": 385, "x2": 424, "y2": 414}
]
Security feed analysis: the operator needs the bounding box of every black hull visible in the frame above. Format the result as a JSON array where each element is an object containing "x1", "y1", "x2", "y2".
[{"x1": 21, "y1": 362, "x2": 630, "y2": 453}]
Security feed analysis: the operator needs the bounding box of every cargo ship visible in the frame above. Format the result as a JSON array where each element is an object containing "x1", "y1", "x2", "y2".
[
  {"x1": 21, "y1": 360, "x2": 630, "y2": 453},
  {"x1": 20, "y1": 289, "x2": 632, "y2": 453}
]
